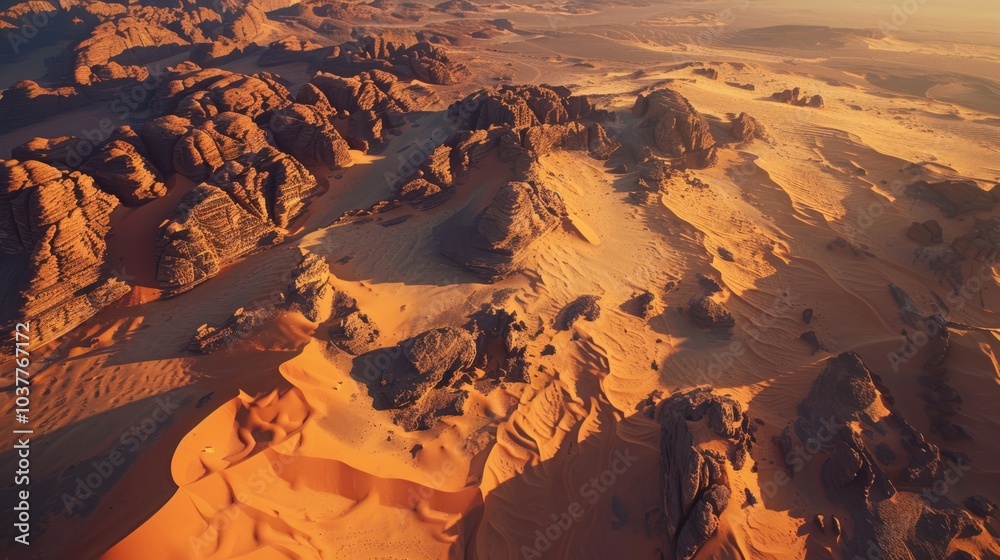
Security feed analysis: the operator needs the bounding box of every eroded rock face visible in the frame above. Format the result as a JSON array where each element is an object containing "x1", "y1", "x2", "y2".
[
  {"x1": 152, "y1": 63, "x2": 292, "y2": 121},
  {"x1": 0, "y1": 160, "x2": 129, "y2": 344},
  {"x1": 688, "y1": 276, "x2": 735, "y2": 333},
  {"x1": 729, "y1": 112, "x2": 769, "y2": 145},
  {"x1": 448, "y1": 84, "x2": 607, "y2": 130},
  {"x1": 156, "y1": 184, "x2": 283, "y2": 292},
  {"x1": 656, "y1": 388, "x2": 752, "y2": 560},
  {"x1": 438, "y1": 181, "x2": 567, "y2": 281},
  {"x1": 320, "y1": 37, "x2": 469, "y2": 85},
  {"x1": 270, "y1": 103, "x2": 353, "y2": 168},
  {"x1": 78, "y1": 126, "x2": 167, "y2": 206},
  {"x1": 558, "y1": 295, "x2": 601, "y2": 330},
  {"x1": 952, "y1": 218, "x2": 1000, "y2": 262},
  {"x1": 633, "y1": 89, "x2": 717, "y2": 168}
]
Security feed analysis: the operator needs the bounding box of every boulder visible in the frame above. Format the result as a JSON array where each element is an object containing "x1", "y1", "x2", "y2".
[{"x1": 633, "y1": 89, "x2": 716, "y2": 168}]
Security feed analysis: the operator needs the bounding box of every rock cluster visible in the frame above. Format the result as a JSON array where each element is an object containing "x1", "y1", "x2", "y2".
[
  {"x1": 319, "y1": 36, "x2": 470, "y2": 85},
  {"x1": 449, "y1": 84, "x2": 610, "y2": 130},
  {"x1": 907, "y1": 219, "x2": 944, "y2": 245},
  {"x1": 656, "y1": 388, "x2": 752, "y2": 560},
  {"x1": 558, "y1": 295, "x2": 601, "y2": 330},
  {"x1": 0, "y1": 160, "x2": 129, "y2": 344},
  {"x1": 769, "y1": 88, "x2": 824, "y2": 108},
  {"x1": 633, "y1": 89, "x2": 717, "y2": 168},
  {"x1": 783, "y1": 352, "x2": 991, "y2": 559}
]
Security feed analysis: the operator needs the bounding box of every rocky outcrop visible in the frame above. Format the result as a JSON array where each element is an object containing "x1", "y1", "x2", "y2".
[
  {"x1": 189, "y1": 250, "x2": 331, "y2": 353},
  {"x1": 151, "y1": 63, "x2": 292, "y2": 120},
  {"x1": 770, "y1": 88, "x2": 824, "y2": 108},
  {"x1": 687, "y1": 275, "x2": 734, "y2": 333},
  {"x1": 270, "y1": 103, "x2": 352, "y2": 168},
  {"x1": 71, "y1": 16, "x2": 189, "y2": 87},
  {"x1": 258, "y1": 36, "x2": 328, "y2": 66},
  {"x1": 905, "y1": 180, "x2": 994, "y2": 217},
  {"x1": 78, "y1": 126, "x2": 167, "y2": 206},
  {"x1": 558, "y1": 295, "x2": 601, "y2": 330},
  {"x1": 0, "y1": 81, "x2": 87, "y2": 133},
  {"x1": 449, "y1": 84, "x2": 608, "y2": 130},
  {"x1": 438, "y1": 181, "x2": 567, "y2": 281},
  {"x1": 908, "y1": 219, "x2": 944, "y2": 245},
  {"x1": 785, "y1": 352, "x2": 993, "y2": 559},
  {"x1": 357, "y1": 326, "x2": 476, "y2": 430},
  {"x1": 374, "y1": 326, "x2": 476, "y2": 408},
  {"x1": 656, "y1": 388, "x2": 752, "y2": 560},
  {"x1": 155, "y1": 184, "x2": 282, "y2": 293},
  {"x1": 951, "y1": 218, "x2": 1000, "y2": 262},
  {"x1": 319, "y1": 37, "x2": 469, "y2": 85},
  {"x1": 0, "y1": 160, "x2": 129, "y2": 344},
  {"x1": 729, "y1": 112, "x2": 768, "y2": 145},
  {"x1": 330, "y1": 311, "x2": 381, "y2": 355},
  {"x1": 469, "y1": 306, "x2": 531, "y2": 384},
  {"x1": 633, "y1": 89, "x2": 716, "y2": 168}
]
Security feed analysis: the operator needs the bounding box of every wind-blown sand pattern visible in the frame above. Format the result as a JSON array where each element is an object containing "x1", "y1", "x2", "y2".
[{"x1": 0, "y1": 1, "x2": 999, "y2": 559}]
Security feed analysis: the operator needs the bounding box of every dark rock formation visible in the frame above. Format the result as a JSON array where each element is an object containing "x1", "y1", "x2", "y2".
[
  {"x1": 448, "y1": 84, "x2": 608, "y2": 130},
  {"x1": 800, "y1": 331, "x2": 826, "y2": 354},
  {"x1": 788, "y1": 352, "x2": 992, "y2": 559},
  {"x1": 770, "y1": 88, "x2": 824, "y2": 108},
  {"x1": 633, "y1": 88, "x2": 716, "y2": 168},
  {"x1": 952, "y1": 218, "x2": 1000, "y2": 262},
  {"x1": 374, "y1": 327, "x2": 476, "y2": 408},
  {"x1": 905, "y1": 180, "x2": 994, "y2": 217},
  {"x1": 189, "y1": 250, "x2": 330, "y2": 353},
  {"x1": 656, "y1": 388, "x2": 751, "y2": 560},
  {"x1": 469, "y1": 305, "x2": 531, "y2": 384},
  {"x1": 438, "y1": 181, "x2": 566, "y2": 281},
  {"x1": 908, "y1": 219, "x2": 944, "y2": 245},
  {"x1": 688, "y1": 282, "x2": 735, "y2": 333},
  {"x1": 330, "y1": 311, "x2": 381, "y2": 355},
  {"x1": 558, "y1": 295, "x2": 601, "y2": 330},
  {"x1": 964, "y1": 496, "x2": 997, "y2": 518}
]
